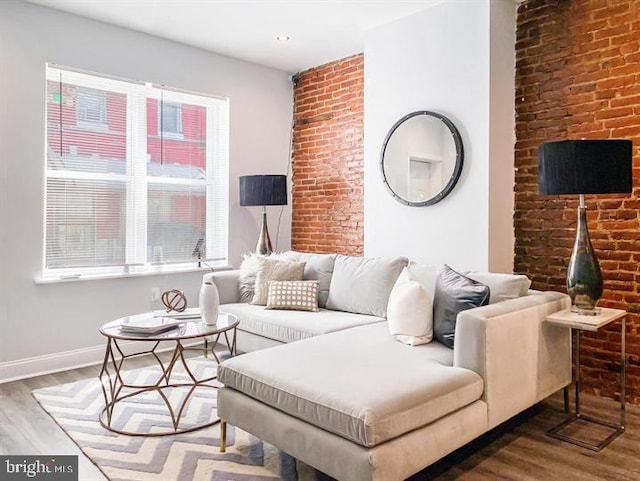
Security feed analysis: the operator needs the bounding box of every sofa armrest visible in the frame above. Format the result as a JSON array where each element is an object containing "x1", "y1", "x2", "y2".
[
  {"x1": 203, "y1": 270, "x2": 241, "y2": 304},
  {"x1": 454, "y1": 290, "x2": 571, "y2": 429}
]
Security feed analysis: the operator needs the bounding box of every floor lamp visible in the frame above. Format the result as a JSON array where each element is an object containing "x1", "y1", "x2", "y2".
[
  {"x1": 239, "y1": 175, "x2": 288, "y2": 255},
  {"x1": 538, "y1": 139, "x2": 632, "y2": 314}
]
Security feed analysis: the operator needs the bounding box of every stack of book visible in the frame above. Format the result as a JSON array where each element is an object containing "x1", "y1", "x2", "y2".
[{"x1": 119, "y1": 314, "x2": 184, "y2": 334}]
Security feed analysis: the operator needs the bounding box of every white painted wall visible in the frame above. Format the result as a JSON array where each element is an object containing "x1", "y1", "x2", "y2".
[
  {"x1": 364, "y1": 0, "x2": 515, "y2": 272},
  {"x1": 0, "y1": 1, "x2": 293, "y2": 372}
]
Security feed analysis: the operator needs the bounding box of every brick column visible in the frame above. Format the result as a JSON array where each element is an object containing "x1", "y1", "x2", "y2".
[{"x1": 291, "y1": 54, "x2": 364, "y2": 255}]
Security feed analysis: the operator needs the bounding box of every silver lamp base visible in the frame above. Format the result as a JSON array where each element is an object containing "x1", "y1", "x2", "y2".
[{"x1": 256, "y1": 209, "x2": 273, "y2": 255}]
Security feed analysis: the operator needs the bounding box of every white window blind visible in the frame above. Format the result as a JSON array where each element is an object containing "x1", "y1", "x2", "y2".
[{"x1": 45, "y1": 65, "x2": 229, "y2": 278}]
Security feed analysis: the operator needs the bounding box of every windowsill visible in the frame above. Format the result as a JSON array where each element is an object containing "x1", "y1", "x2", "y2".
[
  {"x1": 157, "y1": 131, "x2": 184, "y2": 141},
  {"x1": 34, "y1": 264, "x2": 234, "y2": 284}
]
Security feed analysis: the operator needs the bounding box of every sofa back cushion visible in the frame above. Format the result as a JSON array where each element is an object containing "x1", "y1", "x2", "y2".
[
  {"x1": 407, "y1": 262, "x2": 440, "y2": 298},
  {"x1": 281, "y1": 251, "x2": 336, "y2": 308},
  {"x1": 464, "y1": 271, "x2": 531, "y2": 304},
  {"x1": 326, "y1": 255, "x2": 408, "y2": 317}
]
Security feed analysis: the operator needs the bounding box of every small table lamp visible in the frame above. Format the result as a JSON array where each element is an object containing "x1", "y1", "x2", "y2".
[
  {"x1": 239, "y1": 175, "x2": 287, "y2": 255},
  {"x1": 538, "y1": 139, "x2": 632, "y2": 314}
]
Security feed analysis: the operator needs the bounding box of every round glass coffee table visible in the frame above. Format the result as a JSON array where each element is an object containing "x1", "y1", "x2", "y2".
[{"x1": 98, "y1": 312, "x2": 238, "y2": 436}]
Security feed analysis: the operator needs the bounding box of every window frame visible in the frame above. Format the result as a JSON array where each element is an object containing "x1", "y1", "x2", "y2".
[{"x1": 43, "y1": 65, "x2": 229, "y2": 280}]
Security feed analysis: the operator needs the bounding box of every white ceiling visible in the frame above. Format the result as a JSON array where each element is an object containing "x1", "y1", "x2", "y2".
[{"x1": 23, "y1": 0, "x2": 442, "y2": 73}]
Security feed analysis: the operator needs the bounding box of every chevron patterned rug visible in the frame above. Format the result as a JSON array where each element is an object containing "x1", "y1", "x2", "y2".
[{"x1": 33, "y1": 357, "x2": 323, "y2": 481}]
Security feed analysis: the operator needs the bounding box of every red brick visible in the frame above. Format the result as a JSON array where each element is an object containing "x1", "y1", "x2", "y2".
[{"x1": 291, "y1": 54, "x2": 364, "y2": 255}]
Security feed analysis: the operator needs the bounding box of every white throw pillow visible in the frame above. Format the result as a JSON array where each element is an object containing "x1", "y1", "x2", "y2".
[
  {"x1": 387, "y1": 268, "x2": 433, "y2": 346},
  {"x1": 464, "y1": 271, "x2": 531, "y2": 304}
]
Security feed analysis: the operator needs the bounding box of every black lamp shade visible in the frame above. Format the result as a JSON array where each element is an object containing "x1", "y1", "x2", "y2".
[
  {"x1": 239, "y1": 175, "x2": 288, "y2": 206},
  {"x1": 538, "y1": 140, "x2": 632, "y2": 195}
]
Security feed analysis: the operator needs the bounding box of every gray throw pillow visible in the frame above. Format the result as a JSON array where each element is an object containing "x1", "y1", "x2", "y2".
[
  {"x1": 326, "y1": 255, "x2": 408, "y2": 317},
  {"x1": 433, "y1": 265, "x2": 490, "y2": 349},
  {"x1": 280, "y1": 251, "x2": 336, "y2": 308}
]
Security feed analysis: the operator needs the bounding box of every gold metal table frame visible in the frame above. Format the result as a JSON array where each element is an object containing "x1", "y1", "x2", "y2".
[{"x1": 98, "y1": 313, "x2": 238, "y2": 436}]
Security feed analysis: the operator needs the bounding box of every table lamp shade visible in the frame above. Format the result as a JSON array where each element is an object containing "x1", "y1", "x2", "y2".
[
  {"x1": 538, "y1": 140, "x2": 632, "y2": 195},
  {"x1": 239, "y1": 175, "x2": 288, "y2": 207}
]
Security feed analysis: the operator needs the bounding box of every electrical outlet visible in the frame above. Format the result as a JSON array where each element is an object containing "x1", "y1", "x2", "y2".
[{"x1": 151, "y1": 287, "x2": 161, "y2": 302}]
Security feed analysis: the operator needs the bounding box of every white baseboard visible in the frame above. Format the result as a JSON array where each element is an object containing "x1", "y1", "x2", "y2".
[{"x1": 0, "y1": 340, "x2": 204, "y2": 385}]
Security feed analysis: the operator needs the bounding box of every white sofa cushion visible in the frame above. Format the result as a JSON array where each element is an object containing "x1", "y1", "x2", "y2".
[
  {"x1": 220, "y1": 303, "x2": 385, "y2": 344},
  {"x1": 326, "y1": 255, "x2": 408, "y2": 317},
  {"x1": 218, "y1": 323, "x2": 482, "y2": 447},
  {"x1": 387, "y1": 267, "x2": 433, "y2": 346},
  {"x1": 464, "y1": 271, "x2": 532, "y2": 304}
]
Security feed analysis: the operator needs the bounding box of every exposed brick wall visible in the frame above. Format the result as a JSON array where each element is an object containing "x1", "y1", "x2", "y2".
[
  {"x1": 291, "y1": 54, "x2": 364, "y2": 255},
  {"x1": 515, "y1": 0, "x2": 640, "y2": 403}
]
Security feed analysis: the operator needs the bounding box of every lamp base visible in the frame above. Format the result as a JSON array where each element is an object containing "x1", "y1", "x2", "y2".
[
  {"x1": 256, "y1": 209, "x2": 273, "y2": 256},
  {"x1": 570, "y1": 305, "x2": 601, "y2": 316},
  {"x1": 567, "y1": 202, "x2": 603, "y2": 315}
]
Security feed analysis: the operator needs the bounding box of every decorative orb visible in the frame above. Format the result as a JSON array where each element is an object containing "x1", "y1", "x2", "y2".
[{"x1": 161, "y1": 289, "x2": 187, "y2": 313}]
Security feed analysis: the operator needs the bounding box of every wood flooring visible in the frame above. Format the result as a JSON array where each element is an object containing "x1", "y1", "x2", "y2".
[{"x1": 1, "y1": 356, "x2": 639, "y2": 481}]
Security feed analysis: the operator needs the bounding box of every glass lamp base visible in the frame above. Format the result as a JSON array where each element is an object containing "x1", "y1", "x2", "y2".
[
  {"x1": 567, "y1": 204, "x2": 603, "y2": 318},
  {"x1": 570, "y1": 305, "x2": 601, "y2": 316}
]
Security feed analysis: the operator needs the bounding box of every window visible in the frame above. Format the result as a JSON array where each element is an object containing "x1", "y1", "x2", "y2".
[
  {"x1": 76, "y1": 87, "x2": 107, "y2": 128},
  {"x1": 159, "y1": 101, "x2": 183, "y2": 137},
  {"x1": 45, "y1": 65, "x2": 229, "y2": 278}
]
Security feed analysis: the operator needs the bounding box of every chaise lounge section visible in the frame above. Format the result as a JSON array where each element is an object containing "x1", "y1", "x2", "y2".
[{"x1": 207, "y1": 254, "x2": 571, "y2": 481}]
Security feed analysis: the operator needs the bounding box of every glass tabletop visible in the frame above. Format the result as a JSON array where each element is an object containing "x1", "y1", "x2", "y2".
[{"x1": 100, "y1": 312, "x2": 239, "y2": 341}]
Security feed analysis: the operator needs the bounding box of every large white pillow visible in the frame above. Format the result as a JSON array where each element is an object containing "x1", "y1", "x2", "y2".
[
  {"x1": 464, "y1": 271, "x2": 531, "y2": 304},
  {"x1": 326, "y1": 255, "x2": 408, "y2": 317},
  {"x1": 387, "y1": 268, "x2": 433, "y2": 346}
]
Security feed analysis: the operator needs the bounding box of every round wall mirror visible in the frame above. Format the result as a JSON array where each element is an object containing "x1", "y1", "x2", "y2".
[{"x1": 380, "y1": 111, "x2": 464, "y2": 206}]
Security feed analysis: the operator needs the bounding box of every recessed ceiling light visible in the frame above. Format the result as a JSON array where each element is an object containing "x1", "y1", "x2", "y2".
[{"x1": 276, "y1": 35, "x2": 290, "y2": 42}]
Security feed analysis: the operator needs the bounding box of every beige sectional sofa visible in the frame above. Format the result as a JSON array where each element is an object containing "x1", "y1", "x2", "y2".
[{"x1": 205, "y1": 253, "x2": 572, "y2": 481}]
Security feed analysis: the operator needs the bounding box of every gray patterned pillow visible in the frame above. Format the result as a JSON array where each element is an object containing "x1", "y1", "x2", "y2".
[{"x1": 266, "y1": 280, "x2": 319, "y2": 312}]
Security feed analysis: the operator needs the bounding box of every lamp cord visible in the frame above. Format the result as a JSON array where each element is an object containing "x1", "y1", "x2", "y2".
[{"x1": 274, "y1": 80, "x2": 296, "y2": 252}]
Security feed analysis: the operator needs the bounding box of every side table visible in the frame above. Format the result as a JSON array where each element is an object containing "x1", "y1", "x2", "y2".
[{"x1": 545, "y1": 307, "x2": 626, "y2": 451}]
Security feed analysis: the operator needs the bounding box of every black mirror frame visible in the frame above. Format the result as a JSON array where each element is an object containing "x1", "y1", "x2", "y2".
[{"x1": 380, "y1": 110, "x2": 464, "y2": 207}]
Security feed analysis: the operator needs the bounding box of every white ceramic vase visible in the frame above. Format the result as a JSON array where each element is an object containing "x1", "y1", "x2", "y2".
[{"x1": 199, "y1": 281, "x2": 220, "y2": 325}]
